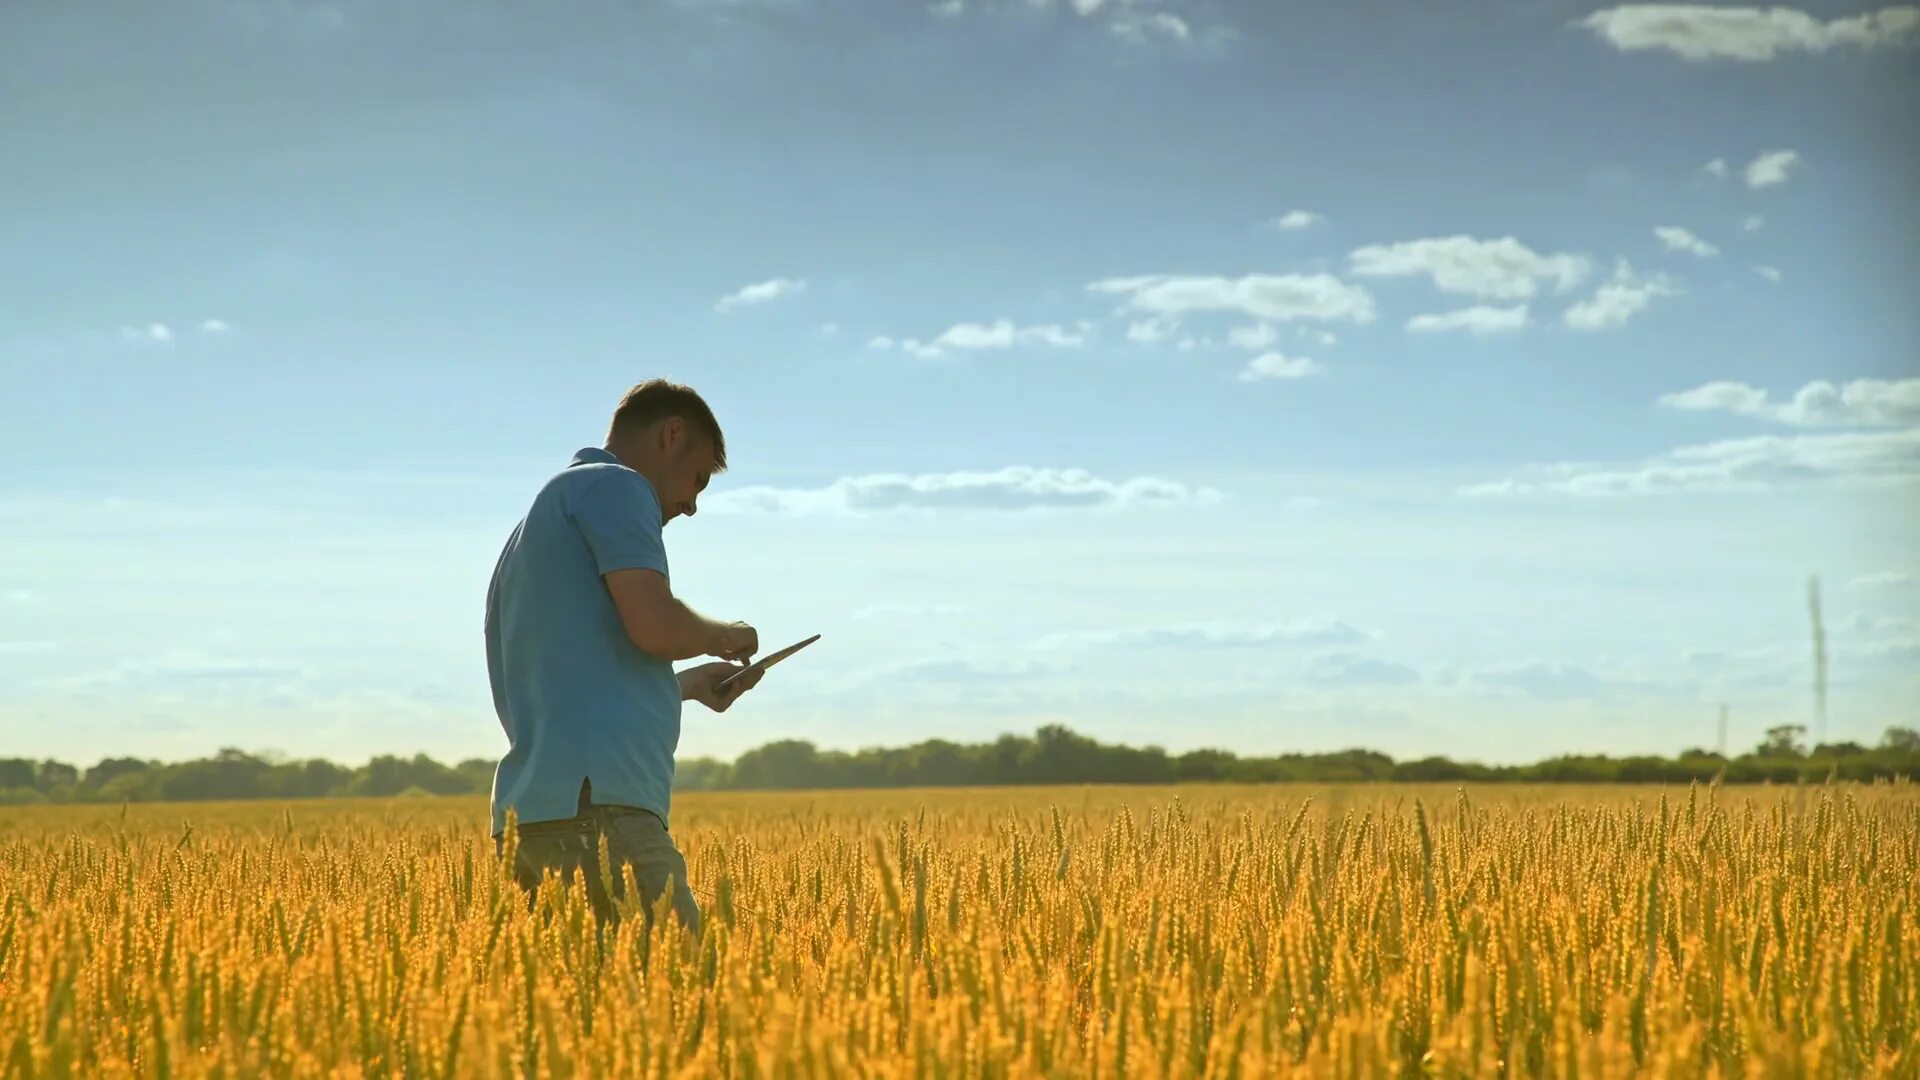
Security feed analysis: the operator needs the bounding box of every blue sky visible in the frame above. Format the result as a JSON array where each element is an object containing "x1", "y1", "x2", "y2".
[{"x1": 3, "y1": 0, "x2": 1916, "y2": 769}]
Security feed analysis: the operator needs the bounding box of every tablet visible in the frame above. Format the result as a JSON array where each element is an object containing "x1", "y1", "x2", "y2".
[{"x1": 715, "y1": 633, "x2": 820, "y2": 694}]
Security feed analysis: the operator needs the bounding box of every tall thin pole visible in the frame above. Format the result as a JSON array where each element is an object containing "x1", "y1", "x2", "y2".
[{"x1": 1808, "y1": 575, "x2": 1828, "y2": 748}]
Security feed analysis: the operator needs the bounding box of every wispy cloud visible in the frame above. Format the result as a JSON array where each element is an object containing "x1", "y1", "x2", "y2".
[
  {"x1": 1226, "y1": 323, "x2": 1279, "y2": 350},
  {"x1": 120, "y1": 323, "x2": 174, "y2": 345},
  {"x1": 868, "y1": 318, "x2": 1093, "y2": 359},
  {"x1": 1563, "y1": 260, "x2": 1679, "y2": 330},
  {"x1": 1743, "y1": 149, "x2": 1800, "y2": 188},
  {"x1": 1470, "y1": 661, "x2": 1608, "y2": 700},
  {"x1": 851, "y1": 602, "x2": 968, "y2": 620},
  {"x1": 1849, "y1": 571, "x2": 1916, "y2": 592},
  {"x1": 1655, "y1": 226, "x2": 1719, "y2": 257},
  {"x1": 1269, "y1": 210, "x2": 1323, "y2": 230},
  {"x1": 932, "y1": 0, "x2": 1220, "y2": 45},
  {"x1": 1126, "y1": 317, "x2": 1179, "y2": 344},
  {"x1": 1578, "y1": 5, "x2": 1920, "y2": 61},
  {"x1": 1304, "y1": 651, "x2": 1421, "y2": 687},
  {"x1": 1090, "y1": 273, "x2": 1376, "y2": 324},
  {"x1": 880, "y1": 656, "x2": 1066, "y2": 684},
  {"x1": 1039, "y1": 619, "x2": 1376, "y2": 651},
  {"x1": 0, "y1": 641, "x2": 60, "y2": 656},
  {"x1": 1348, "y1": 235, "x2": 1590, "y2": 301},
  {"x1": 1237, "y1": 352, "x2": 1321, "y2": 381},
  {"x1": 1461, "y1": 428, "x2": 1920, "y2": 497},
  {"x1": 714, "y1": 277, "x2": 806, "y2": 313},
  {"x1": 1406, "y1": 304, "x2": 1529, "y2": 335},
  {"x1": 1753, "y1": 265, "x2": 1784, "y2": 284},
  {"x1": 705, "y1": 466, "x2": 1221, "y2": 515},
  {"x1": 1659, "y1": 377, "x2": 1920, "y2": 427},
  {"x1": 65, "y1": 652, "x2": 308, "y2": 691},
  {"x1": 1111, "y1": 10, "x2": 1190, "y2": 42}
]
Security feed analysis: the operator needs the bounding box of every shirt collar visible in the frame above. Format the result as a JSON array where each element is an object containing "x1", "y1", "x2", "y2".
[{"x1": 570, "y1": 446, "x2": 621, "y2": 468}]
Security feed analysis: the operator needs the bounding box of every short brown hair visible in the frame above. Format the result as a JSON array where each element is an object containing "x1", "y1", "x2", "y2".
[{"x1": 607, "y1": 379, "x2": 727, "y2": 470}]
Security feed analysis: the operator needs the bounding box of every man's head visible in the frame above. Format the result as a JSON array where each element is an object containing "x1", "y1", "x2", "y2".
[{"x1": 605, "y1": 379, "x2": 727, "y2": 525}]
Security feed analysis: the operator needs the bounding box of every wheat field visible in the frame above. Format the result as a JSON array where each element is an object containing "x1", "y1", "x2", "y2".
[{"x1": 1, "y1": 783, "x2": 1915, "y2": 1078}]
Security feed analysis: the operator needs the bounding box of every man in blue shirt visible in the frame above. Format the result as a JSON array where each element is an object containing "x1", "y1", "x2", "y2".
[{"x1": 485, "y1": 378, "x2": 762, "y2": 937}]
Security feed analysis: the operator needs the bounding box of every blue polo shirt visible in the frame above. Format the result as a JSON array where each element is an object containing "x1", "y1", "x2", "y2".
[{"x1": 485, "y1": 447, "x2": 681, "y2": 837}]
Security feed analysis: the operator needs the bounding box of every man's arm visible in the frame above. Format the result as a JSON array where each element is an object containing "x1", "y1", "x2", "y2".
[{"x1": 603, "y1": 568, "x2": 756, "y2": 662}]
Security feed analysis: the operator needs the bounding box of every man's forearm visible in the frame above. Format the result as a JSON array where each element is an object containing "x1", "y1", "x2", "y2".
[{"x1": 649, "y1": 597, "x2": 734, "y2": 661}]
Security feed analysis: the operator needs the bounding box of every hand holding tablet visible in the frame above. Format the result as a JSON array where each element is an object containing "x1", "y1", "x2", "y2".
[{"x1": 716, "y1": 633, "x2": 821, "y2": 695}]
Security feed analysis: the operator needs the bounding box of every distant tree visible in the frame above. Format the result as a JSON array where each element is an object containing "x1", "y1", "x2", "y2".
[
  {"x1": 1758, "y1": 724, "x2": 1807, "y2": 757},
  {"x1": 732, "y1": 740, "x2": 823, "y2": 789},
  {"x1": 0, "y1": 760, "x2": 37, "y2": 789},
  {"x1": 82, "y1": 758, "x2": 152, "y2": 792},
  {"x1": 1392, "y1": 756, "x2": 1473, "y2": 782},
  {"x1": 455, "y1": 758, "x2": 496, "y2": 793},
  {"x1": 38, "y1": 761, "x2": 80, "y2": 790},
  {"x1": 673, "y1": 758, "x2": 732, "y2": 791},
  {"x1": 1881, "y1": 727, "x2": 1920, "y2": 753},
  {"x1": 1174, "y1": 749, "x2": 1238, "y2": 783},
  {"x1": 1812, "y1": 741, "x2": 1868, "y2": 758}
]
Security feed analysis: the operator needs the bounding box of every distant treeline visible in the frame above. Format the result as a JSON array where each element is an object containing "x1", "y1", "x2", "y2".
[{"x1": 3, "y1": 723, "x2": 1916, "y2": 805}]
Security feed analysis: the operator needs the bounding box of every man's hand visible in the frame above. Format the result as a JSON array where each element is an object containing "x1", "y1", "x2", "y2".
[
  {"x1": 679, "y1": 661, "x2": 764, "y2": 712},
  {"x1": 716, "y1": 621, "x2": 757, "y2": 663}
]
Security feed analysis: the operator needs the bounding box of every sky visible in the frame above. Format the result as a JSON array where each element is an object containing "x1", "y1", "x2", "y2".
[{"x1": 2, "y1": 0, "x2": 1917, "y2": 770}]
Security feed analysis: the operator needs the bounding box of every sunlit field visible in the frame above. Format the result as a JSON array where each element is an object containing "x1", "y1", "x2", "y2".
[{"x1": 3, "y1": 783, "x2": 1916, "y2": 1077}]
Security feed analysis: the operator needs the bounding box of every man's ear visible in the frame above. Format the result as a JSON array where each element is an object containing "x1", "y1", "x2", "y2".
[{"x1": 657, "y1": 416, "x2": 685, "y2": 452}]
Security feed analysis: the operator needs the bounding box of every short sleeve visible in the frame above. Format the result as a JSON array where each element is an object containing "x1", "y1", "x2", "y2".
[{"x1": 570, "y1": 470, "x2": 670, "y2": 578}]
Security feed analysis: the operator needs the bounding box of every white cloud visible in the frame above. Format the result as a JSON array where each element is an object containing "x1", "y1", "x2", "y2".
[
  {"x1": 1563, "y1": 260, "x2": 1679, "y2": 330},
  {"x1": 1039, "y1": 619, "x2": 1375, "y2": 651},
  {"x1": 888, "y1": 657, "x2": 1068, "y2": 685},
  {"x1": 1471, "y1": 661, "x2": 1608, "y2": 700},
  {"x1": 1849, "y1": 571, "x2": 1916, "y2": 592},
  {"x1": 1112, "y1": 11, "x2": 1191, "y2": 42},
  {"x1": 714, "y1": 277, "x2": 806, "y2": 313},
  {"x1": 1753, "y1": 265, "x2": 1783, "y2": 284},
  {"x1": 1655, "y1": 225, "x2": 1720, "y2": 257},
  {"x1": 1658, "y1": 377, "x2": 1920, "y2": 428},
  {"x1": 199, "y1": 319, "x2": 233, "y2": 334},
  {"x1": 1578, "y1": 5, "x2": 1920, "y2": 61},
  {"x1": 1305, "y1": 652, "x2": 1422, "y2": 687},
  {"x1": 929, "y1": 0, "x2": 963, "y2": 15},
  {"x1": 705, "y1": 466, "x2": 1220, "y2": 515},
  {"x1": 870, "y1": 318, "x2": 1093, "y2": 359},
  {"x1": 1270, "y1": 210, "x2": 1323, "y2": 230},
  {"x1": 1089, "y1": 273, "x2": 1377, "y2": 324},
  {"x1": 1744, "y1": 149, "x2": 1801, "y2": 188},
  {"x1": 1238, "y1": 352, "x2": 1322, "y2": 382},
  {"x1": 1406, "y1": 304, "x2": 1530, "y2": 335},
  {"x1": 1461, "y1": 427, "x2": 1920, "y2": 497},
  {"x1": 1348, "y1": 235, "x2": 1590, "y2": 300},
  {"x1": 0, "y1": 641, "x2": 60, "y2": 655},
  {"x1": 1314, "y1": 331, "x2": 1338, "y2": 347},
  {"x1": 1743, "y1": 215, "x2": 1765, "y2": 231},
  {"x1": 817, "y1": 322, "x2": 839, "y2": 337},
  {"x1": 1126, "y1": 317, "x2": 1178, "y2": 344},
  {"x1": 852, "y1": 602, "x2": 968, "y2": 620},
  {"x1": 1226, "y1": 323, "x2": 1280, "y2": 350},
  {"x1": 68, "y1": 653, "x2": 308, "y2": 691},
  {"x1": 1702, "y1": 157, "x2": 1731, "y2": 178},
  {"x1": 120, "y1": 323, "x2": 174, "y2": 345}
]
